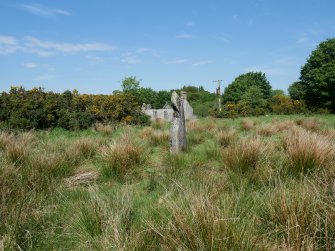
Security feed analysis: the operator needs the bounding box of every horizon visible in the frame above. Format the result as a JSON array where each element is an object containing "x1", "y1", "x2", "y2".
[{"x1": 1, "y1": 0, "x2": 334, "y2": 94}]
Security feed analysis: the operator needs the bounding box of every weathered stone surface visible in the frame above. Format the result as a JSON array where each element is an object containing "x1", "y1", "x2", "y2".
[
  {"x1": 170, "y1": 91, "x2": 187, "y2": 153},
  {"x1": 142, "y1": 92, "x2": 195, "y2": 121}
]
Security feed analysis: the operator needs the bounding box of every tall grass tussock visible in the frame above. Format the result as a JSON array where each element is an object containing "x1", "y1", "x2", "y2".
[{"x1": 2, "y1": 115, "x2": 335, "y2": 250}]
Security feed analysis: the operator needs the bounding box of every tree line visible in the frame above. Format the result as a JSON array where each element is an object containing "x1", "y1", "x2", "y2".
[{"x1": 0, "y1": 38, "x2": 334, "y2": 130}]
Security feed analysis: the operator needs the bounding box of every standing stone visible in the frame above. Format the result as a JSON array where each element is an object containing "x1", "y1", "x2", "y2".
[{"x1": 170, "y1": 91, "x2": 187, "y2": 153}]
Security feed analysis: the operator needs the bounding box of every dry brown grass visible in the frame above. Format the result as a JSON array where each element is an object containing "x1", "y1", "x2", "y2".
[
  {"x1": 4, "y1": 132, "x2": 35, "y2": 163},
  {"x1": 101, "y1": 134, "x2": 145, "y2": 178},
  {"x1": 0, "y1": 131, "x2": 14, "y2": 151},
  {"x1": 186, "y1": 119, "x2": 201, "y2": 132},
  {"x1": 296, "y1": 118, "x2": 321, "y2": 131},
  {"x1": 146, "y1": 185, "x2": 257, "y2": 250},
  {"x1": 284, "y1": 128, "x2": 335, "y2": 174},
  {"x1": 216, "y1": 129, "x2": 237, "y2": 147},
  {"x1": 140, "y1": 127, "x2": 169, "y2": 146},
  {"x1": 262, "y1": 182, "x2": 331, "y2": 250},
  {"x1": 223, "y1": 136, "x2": 270, "y2": 173},
  {"x1": 272, "y1": 120, "x2": 296, "y2": 132},
  {"x1": 240, "y1": 119, "x2": 255, "y2": 131},
  {"x1": 151, "y1": 118, "x2": 166, "y2": 130},
  {"x1": 257, "y1": 124, "x2": 279, "y2": 137},
  {"x1": 65, "y1": 169, "x2": 99, "y2": 187},
  {"x1": 94, "y1": 123, "x2": 113, "y2": 134},
  {"x1": 69, "y1": 138, "x2": 98, "y2": 159}
]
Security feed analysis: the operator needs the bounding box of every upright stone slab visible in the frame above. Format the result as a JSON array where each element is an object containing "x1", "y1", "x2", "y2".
[{"x1": 170, "y1": 91, "x2": 187, "y2": 153}]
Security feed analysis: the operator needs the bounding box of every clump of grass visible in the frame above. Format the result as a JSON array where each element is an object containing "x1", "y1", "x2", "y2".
[
  {"x1": 66, "y1": 138, "x2": 98, "y2": 165},
  {"x1": 261, "y1": 181, "x2": 331, "y2": 250},
  {"x1": 273, "y1": 120, "x2": 296, "y2": 132},
  {"x1": 216, "y1": 129, "x2": 237, "y2": 147},
  {"x1": 101, "y1": 135, "x2": 145, "y2": 179},
  {"x1": 140, "y1": 127, "x2": 155, "y2": 139},
  {"x1": 140, "y1": 127, "x2": 169, "y2": 146},
  {"x1": 94, "y1": 123, "x2": 113, "y2": 135},
  {"x1": 4, "y1": 132, "x2": 35, "y2": 163},
  {"x1": 240, "y1": 119, "x2": 255, "y2": 131},
  {"x1": 0, "y1": 131, "x2": 13, "y2": 151},
  {"x1": 296, "y1": 118, "x2": 321, "y2": 131},
  {"x1": 223, "y1": 136, "x2": 269, "y2": 173},
  {"x1": 151, "y1": 119, "x2": 166, "y2": 130},
  {"x1": 284, "y1": 128, "x2": 335, "y2": 175},
  {"x1": 150, "y1": 130, "x2": 169, "y2": 146},
  {"x1": 257, "y1": 124, "x2": 278, "y2": 137},
  {"x1": 146, "y1": 185, "x2": 257, "y2": 250},
  {"x1": 186, "y1": 119, "x2": 200, "y2": 132}
]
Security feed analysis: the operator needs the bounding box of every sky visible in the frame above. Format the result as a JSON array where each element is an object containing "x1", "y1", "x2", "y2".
[{"x1": 0, "y1": 0, "x2": 334, "y2": 94}]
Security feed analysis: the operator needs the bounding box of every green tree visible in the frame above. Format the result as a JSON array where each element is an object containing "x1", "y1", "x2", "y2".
[
  {"x1": 121, "y1": 76, "x2": 140, "y2": 93},
  {"x1": 299, "y1": 38, "x2": 335, "y2": 112},
  {"x1": 288, "y1": 81, "x2": 306, "y2": 100},
  {"x1": 239, "y1": 86, "x2": 267, "y2": 108},
  {"x1": 271, "y1": 89, "x2": 285, "y2": 97},
  {"x1": 222, "y1": 72, "x2": 272, "y2": 104}
]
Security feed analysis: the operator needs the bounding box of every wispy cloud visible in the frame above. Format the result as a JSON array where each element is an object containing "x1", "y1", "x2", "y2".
[
  {"x1": 165, "y1": 58, "x2": 189, "y2": 64},
  {"x1": 86, "y1": 55, "x2": 105, "y2": 63},
  {"x1": 219, "y1": 33, "x2": 230, "y2": 43},
  {"x1": 0, "y1": 35, "x2": 19, "y2": 55},
  {"x1": 21, "y1": 4, "x2": 70, "y2": 17},
  {"x1": 244, "y1": 65, "x2": 283, "y2": 76},
  {"x1": 22, "y1": 62, "x2": 37, "y2": 68},
  {"x1": 24, "y1": 36, "x2": 116, "y2": 53},
  {"x1": 193, "y1": 60, "x2": 212, "y2": 66},
  {"x1": 176, "y1": 33, "x2": 195, "y2": 39},
  {"x1": 0, "y1": 35, "x2": 116, "y2": 57},
  {"x1": 136, "y1": 48, "x2": 150, "y2": 53},
  {"x1": 121, "y1": 54, "x2": 140, "y2": 64}
]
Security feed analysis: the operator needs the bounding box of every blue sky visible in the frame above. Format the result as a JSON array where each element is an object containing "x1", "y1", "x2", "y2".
[{"x1": 0, "y1": 0, "x2": 334, "y2": 94}]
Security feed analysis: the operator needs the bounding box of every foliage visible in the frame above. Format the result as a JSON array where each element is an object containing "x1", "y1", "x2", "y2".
[
  {"x1": 299, "y1": 38, "x2": 335, "y2": 112},
  {"x1": 180, "y1": 85, "x2": 217, "y2": 116},
  {"x1": 239, "y1": 86, "x2": 267, "y2": 108},
  {"x1": 0, "y1": 86, "x2": 150, "y2": 130},
  {"x1": 222, "y1": 72, "x2": 272, "y2": 104},
  {"x1": 288, "y1": 81, "x2": 306, "y2": 100},
  {"x1": 268, "y1": 94, "x2": 308, "y2": 115},
  {"x1": 121, "y1": 76, "x2": 140, "y2": 93}
]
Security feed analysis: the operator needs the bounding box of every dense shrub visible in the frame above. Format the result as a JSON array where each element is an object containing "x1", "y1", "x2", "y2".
[{"x1": 0, "y1": 86, "x2": 150, "y2": 130}]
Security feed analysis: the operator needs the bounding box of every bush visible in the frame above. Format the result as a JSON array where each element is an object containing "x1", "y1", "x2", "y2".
[{"x1": 269, "y1": 95, "x2": 308, "y2": 115}]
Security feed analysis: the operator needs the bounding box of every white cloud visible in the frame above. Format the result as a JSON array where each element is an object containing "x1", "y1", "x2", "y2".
[
  {"x1": 193, "y1": 60, "x2": 212, "y2": 66},
  {"x1": 0, "y1": 35, "x2": 19, "y2": 55},
  {"x1": 86, "y1": 55, "x2": 105, "y2": 63},
  {"x1": 136, "y1": 48, "x2": 150, "y2": 53},
  {"x1": 121, "y1": 55, "x2": 140, "y2": 64},
  {"x1": 165, "y1": 58, "x2": 189, "y2": 64},
  {"x1": 176, "y1": 33, "x2": 195, "y2": 39},
  {"x1": 21, "y1": 4, "x2": 70, "y2": 17},
  {"x1": 22, "y1": 62, "x2": 37, "y2": 68},
  {"x1": 24, "y1": 36, "x2": 116, "y2": 54}
]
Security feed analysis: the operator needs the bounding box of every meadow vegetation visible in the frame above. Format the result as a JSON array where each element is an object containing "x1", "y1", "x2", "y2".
[{"x1": 1, "y1": 114, "x2": 335, "y2": 250}]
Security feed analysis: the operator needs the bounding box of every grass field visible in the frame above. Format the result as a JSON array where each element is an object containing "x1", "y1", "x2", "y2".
[{"x1": 1, "y1": 114, "x2": 335, "y2": 250}]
